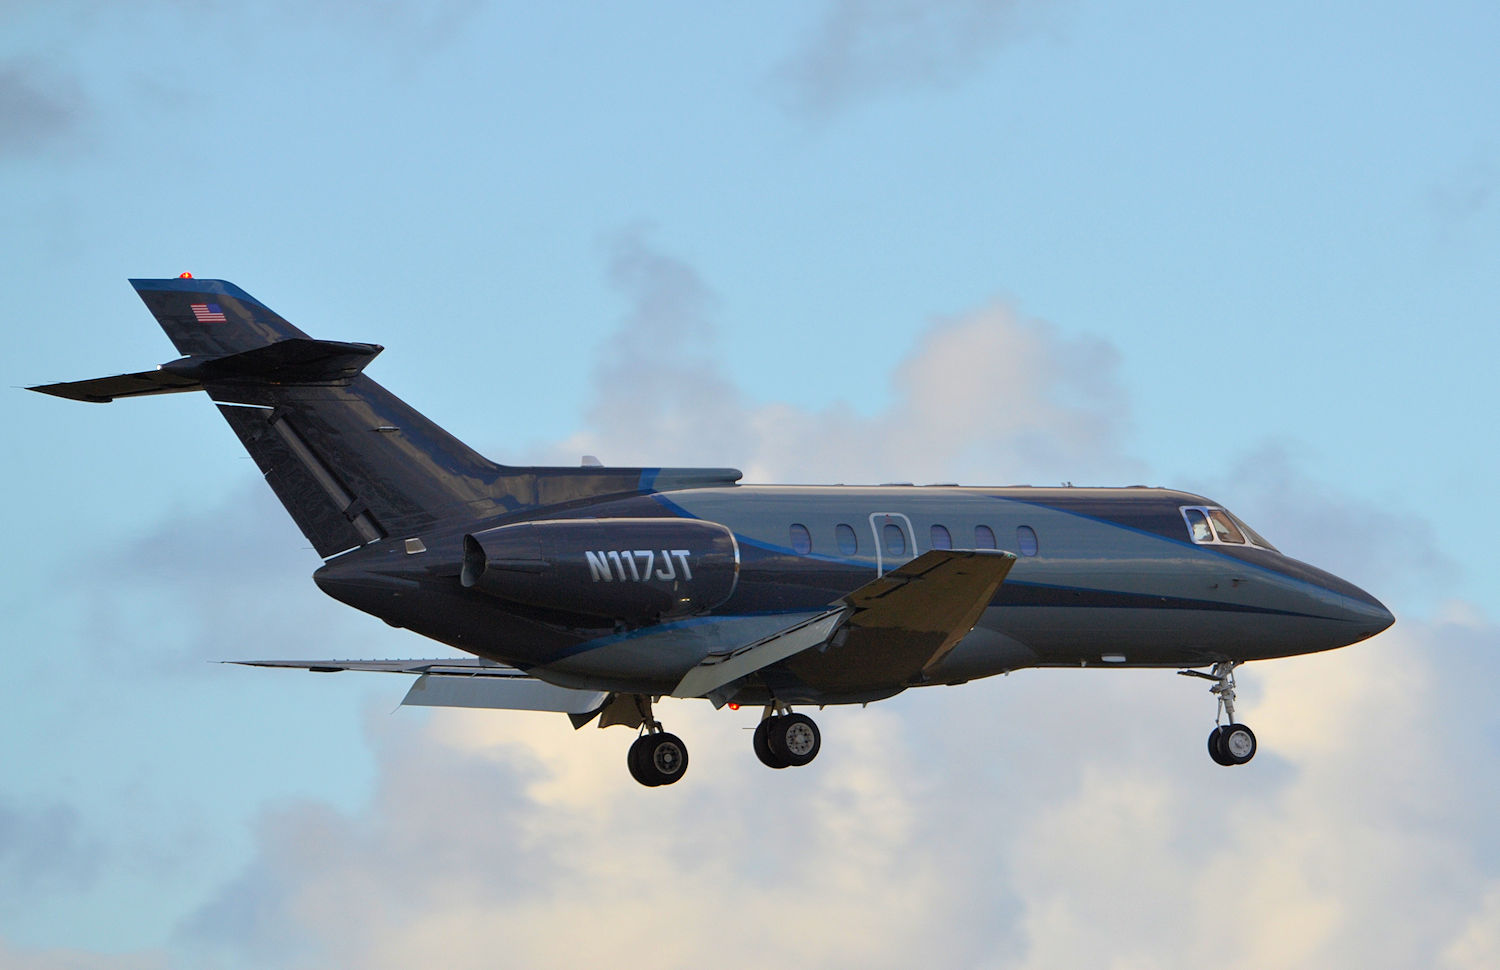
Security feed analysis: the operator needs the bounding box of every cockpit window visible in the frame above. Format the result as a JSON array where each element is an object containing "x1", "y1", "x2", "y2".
[
  {"x1": 1181, "y1": 505, "x2": 1275, "y2": 550},
  {"x1": 1206, "y1": 509, "x2": 1245, "y2": 543},
  {"x1": 1183, "y1": 508, "x2": 1213, "y2": 543},
  {"x1": 1226, "y1": 510, "x2": 1277, "y2": 551}
]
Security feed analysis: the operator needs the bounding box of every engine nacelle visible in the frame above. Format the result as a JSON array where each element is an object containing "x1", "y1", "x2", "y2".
[{"x1": 461, "y1": 518, "x2": 739, "y2": 622}]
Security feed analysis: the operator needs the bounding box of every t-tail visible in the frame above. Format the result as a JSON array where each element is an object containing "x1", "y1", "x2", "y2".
[{"x1": 30, "y1": 278, "x2": 740, "y2": 558}]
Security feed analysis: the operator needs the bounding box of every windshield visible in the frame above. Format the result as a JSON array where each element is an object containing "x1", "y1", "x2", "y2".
[{"x1": 1180, "y1": 505, "x2": 1278, "y2": 551}]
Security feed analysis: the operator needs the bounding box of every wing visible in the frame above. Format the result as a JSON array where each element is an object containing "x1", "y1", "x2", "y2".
[
  {"x1": 673, "y1": 548, "x2": 1017, "y2": 701},
  {"x1": 228, "y1": 658, "x2": 609, "y2": 715}
]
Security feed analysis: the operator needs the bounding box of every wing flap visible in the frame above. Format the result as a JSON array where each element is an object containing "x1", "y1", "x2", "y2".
[
  {"x1": 670, "y1": 607, "x2": 847, "y2": 701},
  {"x1": 401, "y1": 673, "x2": 608, "y2": 714}
]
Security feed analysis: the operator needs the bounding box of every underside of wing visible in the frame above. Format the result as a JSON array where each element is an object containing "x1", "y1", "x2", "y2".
[
  {"x1": 669, "y1": 549, "x2": 1016, "y2": 702},
  {"x1": 228, "y1": 658, "x2": 609, "y2": 714},
  {"x1": 784, "y1": 548, "x2": 1017, "y2": 693}
]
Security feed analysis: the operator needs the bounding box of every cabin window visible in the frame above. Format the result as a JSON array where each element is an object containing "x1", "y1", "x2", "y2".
[
  {"x1": 836, "y1": 523, "x2": 858, "y2": 556},
  {"x1": 1017, "y1": 525, "x2": 1038, "y2": 557},
  {"x1": 974, "y1": 525, "x2": 997, "y2": 550},
  {"x1": 883, "y1": 523, "x2": 907, "y2": 557},
  {"x1": 930, "y1": 524, "x2": 952, "y2": 550},
  {"x1": 790, "y1": 523, "x2": 812, "y2": 555}
]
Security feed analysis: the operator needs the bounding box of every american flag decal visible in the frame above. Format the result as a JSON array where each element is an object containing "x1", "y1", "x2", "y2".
[{"x1": 191, "y1": 303, "x2": 227, "y2": 323}]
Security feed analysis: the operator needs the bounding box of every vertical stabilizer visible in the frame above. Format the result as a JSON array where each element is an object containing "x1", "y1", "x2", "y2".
[{"x1": 129, "y1": 278, "x2": 508, "y2": 557}]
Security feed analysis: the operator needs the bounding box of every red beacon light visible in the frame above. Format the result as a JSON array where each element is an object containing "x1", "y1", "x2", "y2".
[{"x1": 178, "y1": 272, "x2": 193, "y2": 279}]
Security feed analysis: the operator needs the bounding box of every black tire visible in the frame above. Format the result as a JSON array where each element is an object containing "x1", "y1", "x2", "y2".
[
  {"x1": 754, "y1": 717, "x2": 790, "y2": 769},
  {"x1": 628, "y1": 734, "x2": 658, "y2": 786},
  {"x1": 1220, "y1": 723, "x2": 1257, "y2": 765},
  {"x1": 642, "y1": 732, "x2": 689, "y2": 786},
  {"x1": 1207, "y1": 726, "x2": 1233, "y2": 766},
  {"x1": 768, "y1": 713, "x2": 821, "y2": 768}
]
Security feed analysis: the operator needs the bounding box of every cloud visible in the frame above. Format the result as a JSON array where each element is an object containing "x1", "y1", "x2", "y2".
[
  {"x1": 0, "y1": 61, "x2": 84, "y2": 158},
  {"x1": 557, "y1": 230, "x2": 1142, "y2": 486},
  {"x1": 168, "y1": 605, "x2": 1500, "y2": 969},
  {"x1": 155, "y1": 237, "x2": 1498, "y2": 970},
  {"x1": 15, "y1": 234, "x2": 1495, "y2": 968},
  {"x1": 179, "y1": 703, "x2": 965, "y2": 969},
  {"x1": 1429, "y1": 148, "x2": 1495, "y2": 226},
  {"x1": 0, "y1": 799, "x2": 100, "y2": 898},
  {"x1": 0, "y1": 941, "x2": 167, "y2": 970},
  {"x1": 774, "y1": 0, "x2": 1063, "y2": 119},
  {"x1": 75, "y1": 482, "x2": 389, "y2": 674}
]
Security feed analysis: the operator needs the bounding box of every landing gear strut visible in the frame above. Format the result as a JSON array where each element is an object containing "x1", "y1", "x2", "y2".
[
  {"x1": 753, "y1": 703, "x2": 822, "y2": 769},
  {"x1": 622, "y1": 697, "x2": 689, "y2": 787},
  {"x1": 1179, "y1": 661, "x2": 1257, "y2": 766}
]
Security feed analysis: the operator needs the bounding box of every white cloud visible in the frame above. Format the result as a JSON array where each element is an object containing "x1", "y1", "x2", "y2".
[
  {"x1": 168, "y1": 605, "x2": 1499, "y2": 969},
  {"x1": 555, "y1": 230, "x2": 1143, "y2": 487},
  {"x1": 774, "y1": 0, "x2": 1067, "y2": 118},
  {"x1": 0, "y1": 941, "x2": 167, "y2": 970}
]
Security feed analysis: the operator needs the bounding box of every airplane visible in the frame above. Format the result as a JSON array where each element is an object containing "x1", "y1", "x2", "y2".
[{"x1": 29, "y1": 277, "x2": 1396, "y2": 786}]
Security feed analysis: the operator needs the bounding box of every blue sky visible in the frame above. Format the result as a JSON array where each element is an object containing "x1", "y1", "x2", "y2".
[{"x1": 3, "y1": 2, "x2": 1497, "y2": 967}]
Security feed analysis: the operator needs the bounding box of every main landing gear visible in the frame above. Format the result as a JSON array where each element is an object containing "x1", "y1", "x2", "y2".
[
  {"x1": 616, "y1": 694, "x2": 689, "y2": 787},
  {"x1": 619, "y1": 698, "x2": 823, "y2": 787},
  {"x1": 1179, "y1": 660, "x2": 1257, "y2": 767},
  {"x1": 752, "y1": 703, "x2": 822, "y2": 770},
  {"x1": 627, "y1": 725, "x2": 690, "y2": 787}
]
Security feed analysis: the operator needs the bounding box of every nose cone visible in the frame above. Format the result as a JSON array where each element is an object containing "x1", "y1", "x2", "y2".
[
  {"x1": 1340, "y1": 585, "x2": 1396, "y2": 643},
  {"x1": 1293, "y1": 561, "x2": 1395, "y2": 646}
]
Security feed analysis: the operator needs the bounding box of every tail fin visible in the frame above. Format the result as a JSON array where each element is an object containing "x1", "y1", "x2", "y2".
[
  {"x1": 133, "y1": 278, "x2": 508, "y2": 557},
  {"x1": 130, "y1": 276, "x2": 311, "y2": 357},
  {"x1": 32, "y1": 278, "x2": 745, "y2": 560}
]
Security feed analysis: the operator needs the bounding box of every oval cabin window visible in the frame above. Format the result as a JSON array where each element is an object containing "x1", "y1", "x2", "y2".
[
  {"x1": 930, "y1": 524, "x2": 952, "y2": 550},
  {"x1": 790, "y1": 523, "x2": 812, "y2": 555},
  {"x1": 1017, "y1": 525, "x2": 1038, "y2": 557},
  {"x1": 883, "y1": 523, "x2": 907, "y2": 557},
  {"x1": 974, "y1": 525, "x2": 997, "y2": 550},
  {"x1": 836, "y1": 523, "x2": 858, "y2": 556}
]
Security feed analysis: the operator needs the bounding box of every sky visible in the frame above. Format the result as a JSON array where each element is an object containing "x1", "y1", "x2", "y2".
[{"x1": 2, "y1": 1, "x2": 1497, "y2": 967}]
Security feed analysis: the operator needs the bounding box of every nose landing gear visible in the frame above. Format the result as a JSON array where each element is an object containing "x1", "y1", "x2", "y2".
[
  {"x1": 1180, "y1": 661, "x2": 1257, "y2": 766},
  {"x1": 752, "y1": 703, "x2": 822, "y2": 769}
]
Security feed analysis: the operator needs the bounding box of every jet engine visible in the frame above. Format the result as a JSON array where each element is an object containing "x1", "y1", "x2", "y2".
[{"x1": 461, "y1": 517, "x2": 739, "y2": 622}]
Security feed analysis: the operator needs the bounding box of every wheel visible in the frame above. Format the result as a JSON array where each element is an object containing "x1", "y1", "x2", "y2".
[
  {"x1": 1207, "y1": 726, "x2": 1232, "y2": 766},
  {"x1": 627, "y1": 734, "x2": 657, "y2": 786},
  {"x1": 1220, "y1": 723, "x2": 1257, "y2": 765},
  {"x1": 767, "y1": 713, "x2": 821, "y2": 768},
  {"x1": 636, "y1": 732, "x2": 689, "y2": 786},
  {"x1": 754, "y1": 717, "x2": 790, "y2": 769}
]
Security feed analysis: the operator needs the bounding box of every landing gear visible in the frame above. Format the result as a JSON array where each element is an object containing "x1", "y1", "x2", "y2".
[
  {"x1": 619, "y1": 695, "x2": 689, "y2": 787},
  {"x1": 1180, "y1": 660, "x2": 1257, "y2": 767},
  {"x1": 753, "y1": 705, "x2": 821, "y2": 769},
  {"x1": 628, "y1": 731, "x2": 689, "y2": 786}
]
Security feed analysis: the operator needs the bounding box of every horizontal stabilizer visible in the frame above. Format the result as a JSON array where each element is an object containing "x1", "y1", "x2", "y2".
[
  {"x1": 29, "y1": 369, "x2": 203, "y2": 403},
  {"x1": 228, "y1": 658, "x2": 608, "y2": 714},
  {"x1": 28, "y1": 338, "x2": 383, "y2": 404}
]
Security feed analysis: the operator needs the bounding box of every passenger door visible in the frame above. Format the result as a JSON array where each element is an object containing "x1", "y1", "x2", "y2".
[{"x1": 868, "y1": 512, "x2": 916, "y2": 577}]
